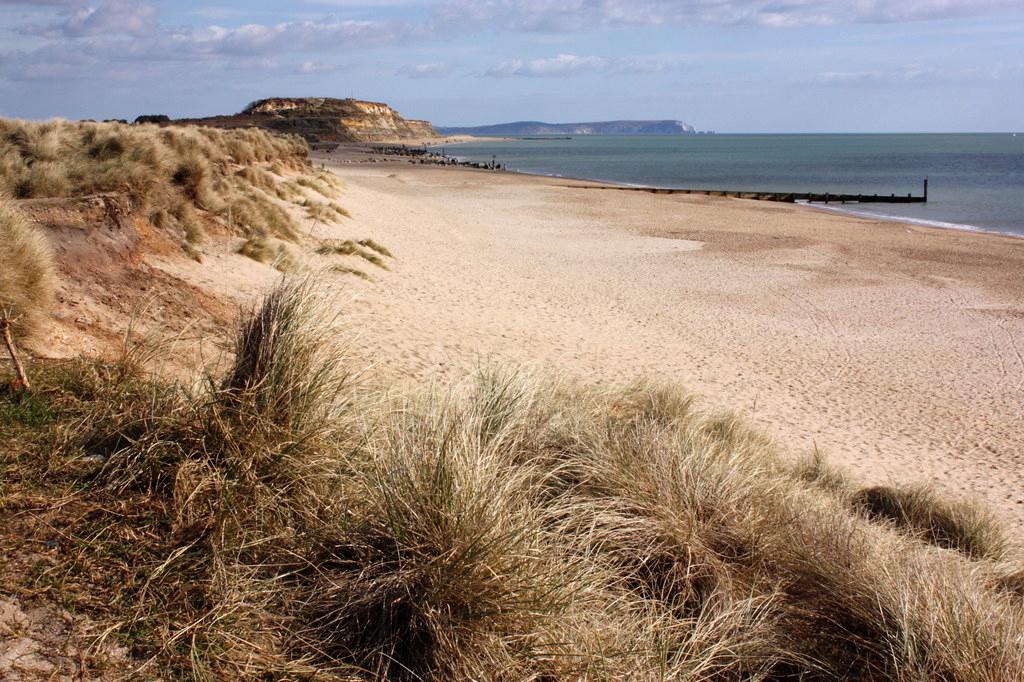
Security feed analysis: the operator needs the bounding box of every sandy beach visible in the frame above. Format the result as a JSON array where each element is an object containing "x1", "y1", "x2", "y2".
[
  {"x1": 314, "y1": 154, "x2": 1024, "y2": 528},
  {"x1": 6, "y1": 118, "x2": 1024, "y2": 678}
]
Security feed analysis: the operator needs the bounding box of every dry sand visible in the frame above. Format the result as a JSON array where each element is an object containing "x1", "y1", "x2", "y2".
[{"x1": 315, "y1": 157, "x2": 1024, "y2": 529}]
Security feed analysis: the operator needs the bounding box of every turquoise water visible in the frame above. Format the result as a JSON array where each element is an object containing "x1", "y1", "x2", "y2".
[{"x1": 436, "y1": 134, "x2": 1024, "y2": 236}]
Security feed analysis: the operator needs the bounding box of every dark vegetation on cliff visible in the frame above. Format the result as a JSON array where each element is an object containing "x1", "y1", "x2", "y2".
[{"x1": 2, "y1": 276, "x2": 1024, "y2": 680}]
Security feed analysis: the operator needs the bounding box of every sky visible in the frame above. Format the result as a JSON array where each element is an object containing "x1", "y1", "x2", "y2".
[{"x1": 0, "y1": 0, "x2": 1022, "y2": 132}]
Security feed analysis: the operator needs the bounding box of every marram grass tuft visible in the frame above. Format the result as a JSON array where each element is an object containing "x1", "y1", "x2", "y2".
[{"x1": 2, "y1": 278, "x2": 1023, "y2": 680}]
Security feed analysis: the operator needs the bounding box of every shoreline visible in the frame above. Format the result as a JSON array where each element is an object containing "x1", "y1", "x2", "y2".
[
  {"x1": 806, "y1": 201, "x2": 1024, "y2": 240},
  {"x1": 496, "y1": 164, "x2": 1023, "y2": 240},
  {"x1": 511, "y1": 166, "x2": 1023, "y2": 241},
  {"x1": 427, "y1": 138, "x2": 1022, "y2": 241},
  {"x1": 523, "y1": 166, "x2": 1022, "y2": 241}
]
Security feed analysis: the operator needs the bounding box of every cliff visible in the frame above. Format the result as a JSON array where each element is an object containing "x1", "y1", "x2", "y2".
[
  {"x1": 436, "y1": 120, "x2": 705, "y2": 136},
  {"x1": 164, "y1": 98, "x2": 437, "y2": 144}
]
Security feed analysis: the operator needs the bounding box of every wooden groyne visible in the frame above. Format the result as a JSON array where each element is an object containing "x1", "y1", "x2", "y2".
[
  {"x1": 367, "y1": 143, "x2": 929, "y2": 205},
  {"x1": 370, "y1": 144, "x2": 505, "y2": 170},
  {"x1": 573, "y1": 178, "x2": 929, "y2": 204}
]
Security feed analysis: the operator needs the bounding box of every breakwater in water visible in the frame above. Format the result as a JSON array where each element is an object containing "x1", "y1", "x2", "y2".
[
  {"x1": 371, "y1": 144, "x2": 505, "y2": 170},
  {"x1": 571, "y1": 180, "x2": 928, "y2": 205}
]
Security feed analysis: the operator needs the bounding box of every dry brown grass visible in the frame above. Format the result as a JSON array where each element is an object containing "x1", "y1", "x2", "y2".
[
  {"x1": 331, "y1": 264, "x2": 373, "y2": 280},
  {"x1": 356, "y1": 238, "x2": 392, "y2": 258},
  {"x1": 853, "y1": 483, "x2": 1008, "y2": 560},
  {"x1": 317, "y1": 239, "x2": 390, "y2": 269},
  {"x1": 295, "y1": 175, "x2": 336, "y2": 198},
  {"x1": 304, "y1": 199, "x2": 351, "y2": 224},
  {"x1": 0, "y1": 198, "x2": 56, "y2": 341},
  {"x1": 237, "y1": 237, "x2": 296, "y2": 272},
  {"x1": 0, "y1": 118, "x2": 351, "y2": 250},
  {"x1": 2, "y1": 280, "x2": 1023, "y2": 680}
]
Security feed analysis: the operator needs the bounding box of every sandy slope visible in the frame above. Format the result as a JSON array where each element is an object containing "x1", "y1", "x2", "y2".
[{"x1": 318, "y1": 158, "x2": 1024, "y2": 529}]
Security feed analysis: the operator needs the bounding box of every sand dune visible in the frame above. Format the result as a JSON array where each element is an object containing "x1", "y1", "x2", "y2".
[{"x1": 320, "y1": 158, "x2": 1024, "y2": 529}]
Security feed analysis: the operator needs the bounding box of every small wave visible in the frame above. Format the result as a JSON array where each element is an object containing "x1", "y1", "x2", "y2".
[{"x1": 809, "y1": 203, "x2": 1022, "y2": 239}]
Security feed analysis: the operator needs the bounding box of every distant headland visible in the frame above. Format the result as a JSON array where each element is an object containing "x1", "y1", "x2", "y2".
[
  {"x1": 133, "y1": 97, "x2": 437, "y2": 146},
  {"x1": 436, "y1": 120, "x2": 714, "y2": 136}
]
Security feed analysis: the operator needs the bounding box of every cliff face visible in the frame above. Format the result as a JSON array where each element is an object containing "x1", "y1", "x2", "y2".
[
  {"x1": 324, "y1": 99, "x2": 437, "y2": 141},
  {"x1": 171, "y1": 98, "x2": 437, "y2": 144}
]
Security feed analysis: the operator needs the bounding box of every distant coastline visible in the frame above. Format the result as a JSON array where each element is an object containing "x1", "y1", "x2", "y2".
[{"x1": 436, "y1": 119, "x2": 714, "y2": 136}]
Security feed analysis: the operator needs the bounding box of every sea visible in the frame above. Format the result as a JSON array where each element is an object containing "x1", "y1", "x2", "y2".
[{"x1": 434, "y1": 134, "x2": 1024, "y2": 237}]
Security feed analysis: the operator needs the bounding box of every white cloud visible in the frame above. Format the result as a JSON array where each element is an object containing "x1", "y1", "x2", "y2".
[
  {"x1": 187, "y1": 6, "x2": 251, "y2": 21},
  {"x1": 397, "y1": 61, "x2": 449, "y2": 78},
  {"x1": 616, "y1": 54, "x2": 689, "y2": 73},
  {"x1": 303, "y1": 0, "x2": 438, "y2": 5},
  {"x1": 486, "y1": 53, "x2": 609, "y2": 77},
  {"x1": 434, "y1": 0, "x2": 1021, "y2": 32},
  {"x1": 1, "y1": 0, "x2": 1020, "y2": 88},
  {"x1": 296, "y1": 60, "x2": 337, "y2": 74},
  {"x1": 0, "y1": 1, "x2": 79, "y2": 5},
  {"x1": 484, "y1": 52, "x2": 688, "y2": 77},
  {"x1": 0, "y1": 9, "x2": 415, "y2": 86},
  {"x1": 812, "y1": 62, "x2": 1024, "y2": 86},
  {"x1": 64, "y1": 0, "x2": 156, "y2": 36},
  {"x1": 19, "y1": 0, "x2": 158, "y2": 38},
  {"x1": 190, "y1": 19, "x2": 406, "y2": 55}
]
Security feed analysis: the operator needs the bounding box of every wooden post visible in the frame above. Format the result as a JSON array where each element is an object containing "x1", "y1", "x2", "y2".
[
  {"x1": 1, "y1": 318, "x2": 30, "y2": 391},
  {"x1": 923, "y1": 177, "x2": 928, "y2": 202}
]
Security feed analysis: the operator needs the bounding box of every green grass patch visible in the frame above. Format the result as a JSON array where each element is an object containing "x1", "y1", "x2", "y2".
[{"x1": 0, "y1": 392, "x2": 53, "y2": 428}]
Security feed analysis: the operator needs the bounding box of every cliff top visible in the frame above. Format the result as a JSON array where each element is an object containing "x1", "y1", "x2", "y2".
[
  {"x1": 242, "y1": 97, "x2": 394, "y2": 116},
  {"x1": 148, "y1": 97, "x2": 438, "y2": 144}
]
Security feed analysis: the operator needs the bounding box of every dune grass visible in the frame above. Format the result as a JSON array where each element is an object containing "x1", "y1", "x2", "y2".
[
  {"x1": 853, "y1": 483, "x2": 1008, "y2": 560},
  {"x1": 237, "y1": 237, "x2": 296, "y2": 272},
  {"x1": 295, "y1": 175, "x2": 336, "y2": 198},
  {"x1": 0, "y1": 199, "x2": 56, "y2": 341},
  {"x1": 356, "y1": 238, "x2": 393, "y2": 258},
  {"x1": 794, "y1": 448, "x2": 1008, "y2": 560},
  {"x1": 317, "y1": 239, "x2": 390, "y2": 269},
  {"x1": 0, "y1": 118, "x2": 352, "y2": 250},
  {"x1": 1, "y1": 278, "x2": 1022, "y2": 679},
  {"x1": 304, "y1": 199, "x2": 351, "y2": 224},
  {"x1": 331, "y1": 264, "x2": 373, "y2": 280}
]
